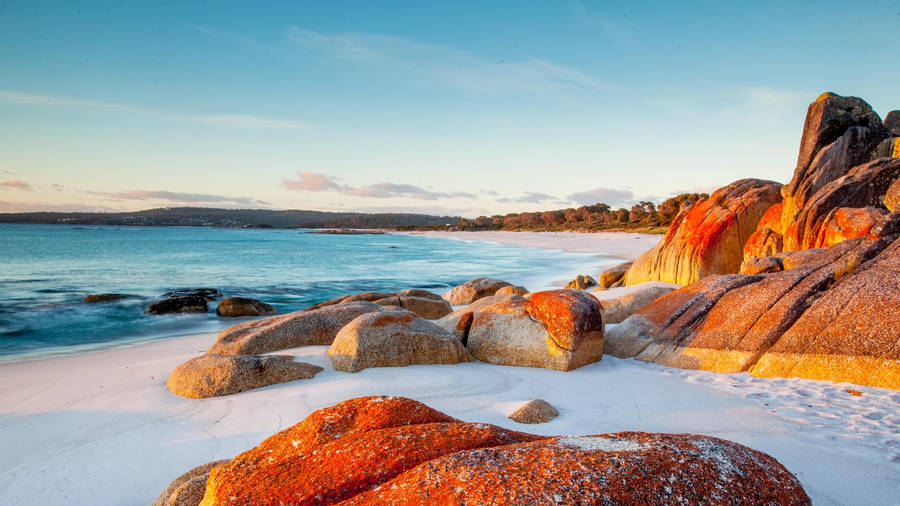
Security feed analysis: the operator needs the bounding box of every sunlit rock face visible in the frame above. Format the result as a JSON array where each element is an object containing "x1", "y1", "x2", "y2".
[
  {"x1": 743, "y1": 93, "x2": 897, "y2": 261},
  {"x1": 606, "y1": 213, "x2": 900, "y2": 389},
  {"x1": 624, "y1": 178, "x2": 782, "y2": 286}
]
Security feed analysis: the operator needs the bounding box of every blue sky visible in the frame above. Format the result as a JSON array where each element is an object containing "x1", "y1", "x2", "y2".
[{"x1": 1, "y1": 0, "x2": 899, "y2": 216}]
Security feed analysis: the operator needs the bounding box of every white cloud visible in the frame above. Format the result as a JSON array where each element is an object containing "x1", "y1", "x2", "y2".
[
  {"x1": 0, "y1": 90, "x2": 309, "y2": 129},
  {"x1": 282, "y1": 172, "x2": 350, "y2": 192},
  {"x1": 98, "y1": 190, "x2": 269, "y2": 206},
  {"x1": 497, "y1": 192, "x2": 559, "y2": 204},
  {"x1": 282, "y1": 173, "x2": 476, "y2": 201},
  {"x1": 1, "y1": 180, "x2": 32, "y2": 190}
]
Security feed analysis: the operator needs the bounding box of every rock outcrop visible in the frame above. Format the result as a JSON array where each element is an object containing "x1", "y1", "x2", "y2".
[
  {"x1": 153, "y1": 460, "x2": 227, "y2": 506},
  {"x1": 743, "y1": 93, "x2": 896, "y2": 261},
  {"x1": 195, "y1": 396, "x2": 810, "y2": 505},
  {"x1": 624, "y1": 179, "x2": 782, "y2": 286},
  {"x1": 606, "y1": 219, "x2": 900, "y2": 388},
  {"x1": 508, "y1": 399, "x2": 559, "y2": 424},
  {"x1": 167, "y1": 354, "x2": 322, "y2": 399},
  {"x1": 594, "y1": 282, "x2": 678, "y2": 324},
  {"x1": 147, "y1": 296, "x2": 208, "y2": 315},
  {"x1": 465, "y1": 289, "x2": 604, "y2": 371},
  {"x1": 215, "y1": 297, "x2": 276, "y2": 317},
  {"x1": 328, "y1": 311, "x2": 472, "y2": 372},
  {"x1": 565, "y1": 274, "x2": 596, "y2": 290},
  {"x1": 442, "y1": 277, "x2": 512, "y2": 305},
  {"x1": 209, "y1": 301, "x2": 383, "y2": 355},
  {"x1": 433, "y1": 292, "x2": 525, "y2": 342}
]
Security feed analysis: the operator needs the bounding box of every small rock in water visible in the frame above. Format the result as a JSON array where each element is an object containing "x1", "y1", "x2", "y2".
[
  {"x1": 565, "y1": 274, "x2": 597, "y2": 290},
  {"x1": 508, "y1": 399, "x2": 559, "y2": 424},
  {"x1": 147, "y1": 296, "x2": 208, "y2": 315},
  {"x1": 216, "y1": 297, "x2": 276, "y2": 317}
]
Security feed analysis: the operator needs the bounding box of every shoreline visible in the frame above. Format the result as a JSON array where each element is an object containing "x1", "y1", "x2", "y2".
[
  {"x1": 399, "y1": 230, "x2": 661, "y2": 257},
  {"x1": 1, "y1": 231, "x2": 897, "y2": 505}
]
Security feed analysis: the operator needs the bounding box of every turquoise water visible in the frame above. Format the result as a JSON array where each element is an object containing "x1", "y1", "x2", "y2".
[{"x1": 0, "y1": 224, "x2": 604, "y2": 359}]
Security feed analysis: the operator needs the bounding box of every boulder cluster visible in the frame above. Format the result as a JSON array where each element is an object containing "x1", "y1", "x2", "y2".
[
  {"x1": 166, "y1": 282, "x2": 612, "y2": 397},
  {"x1": 158, "y1": 396, "x2": 810, "y2": 506},
  {"x1": 607, "y1": 92, "x2": 900, "y2": 389}
]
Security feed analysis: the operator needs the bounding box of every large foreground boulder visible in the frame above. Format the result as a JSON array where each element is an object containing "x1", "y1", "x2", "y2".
[
  {"x1": 433, "y1": 292, "x2": 525, "y2": 341},
  {"x1": 465, "y1": 289, "x2": 604, "y2": 371},
  {"x1": 442, "y1": 277, "x2": 512, "y2": 305},
  {"x1": 606, "y1": 221, "x2": 900, "y2": 388},
  {"x1": 215, "y1": 297, "x2": 276, "y2": 317},
  {"x1": 328, "y1": 311, "x2": 472, "y2": 372},
  {"x1": 195, "y1": 396, "x2": 810, "y2": 505},
  {"x1": 208, "y1": 301, "x2": 383, "y2": 355},
  {"x1": 624, "y1": 178, "x2": 782, "y2": 286},
  {"x1": 167, "y1": 354, "x2": 322, "y2": 399}
]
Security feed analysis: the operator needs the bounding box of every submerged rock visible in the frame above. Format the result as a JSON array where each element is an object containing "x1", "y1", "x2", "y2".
[
  {"x1": 508, "y1": 399, "x2": 559, "y2": 424},
  {"x1": 442, "y1": 277, "x2": 512, "y2": 305},
  {"x1": 328, "y1": 311, "x2": 472, "y2": 372},
  {"x1": 196, "y1": 396, "x2": 810, "y2": 505},
  {"x1": 215, "y1": 297, "x2": 276, "y2": 317},
  {"x1": 162, "y1": 288, "x2": 222, "y2": 301},
  {"x1": 209, "y1": 301, "x2": 383, "y2": 355},
  {"x1": 167, "y1": 353, "x2": 322, "y2": 399},
  {"x1": 82, "y1": 293, "x2": 133, "y2": 303},
  {"x1": 147, "y1": 296, "x2": 208, "y2": 315}
]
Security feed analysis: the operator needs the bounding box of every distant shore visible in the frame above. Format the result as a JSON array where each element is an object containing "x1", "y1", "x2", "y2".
[{"x1": 398, "y1": 230, "x2": 661, "y2": 258}]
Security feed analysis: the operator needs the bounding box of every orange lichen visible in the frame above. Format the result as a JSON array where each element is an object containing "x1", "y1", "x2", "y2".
[{"x1": 526, "y1": 289, "x2": 604, "y2": 351}]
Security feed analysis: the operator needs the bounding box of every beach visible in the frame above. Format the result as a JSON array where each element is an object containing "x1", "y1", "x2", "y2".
[{"x1": 0, "y1": 231, "x2": 898, "y2": 505}]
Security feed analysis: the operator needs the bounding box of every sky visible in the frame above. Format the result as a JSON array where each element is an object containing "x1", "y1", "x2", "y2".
[{"x1": 1, "y1": 0, "x2": 899, "y2": 217}]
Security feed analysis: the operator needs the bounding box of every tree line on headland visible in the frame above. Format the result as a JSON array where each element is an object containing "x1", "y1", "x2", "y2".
[
  {"x1": 402, "y1": 192, "x2": 708, "y2": 233},
  {"x1": 0, "y1": 193, "x2": 707, "y2": 232}
]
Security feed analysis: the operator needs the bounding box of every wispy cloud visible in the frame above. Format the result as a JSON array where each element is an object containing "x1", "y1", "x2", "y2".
[
  {"x1": 287, "y1": 28, "x2": 614, "y2": 95},
  {"x1": 0, "y1": 90, "x2": 309, "y2": 129},
  {"x1": 572, "y1": 1, "x2": 635, "y2": 46},
  {"x1": 0, "y1": 200, "x2": 120, "y2": 213},
  {"x1": 282, "y1": 172, "x2": 350, "y2": 192},
  {"x1": 93, "y1": 190, "x2": 269, "y2": 206},
  {"x1": 282, "y1": 172, "x2": 476, "y2": 201},
  {"x1": 1, "y1": 180, "x2": 32, "y2": 190},
  {"x1": 567, "y1": 187, "x2": 635, "y2": 207}
]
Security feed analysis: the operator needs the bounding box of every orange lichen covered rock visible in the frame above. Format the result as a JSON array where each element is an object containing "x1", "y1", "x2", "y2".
[
  {"x1": 347, "y1": 432, "x2": 810, "y2": 506},
  {"x1": 465, "y1": 290, "x2": 604, "y2": 371},
  {"x1": 199, "y1": 396, "x2": 541, "y2": 505},
  {"x1": 624, "y1": 179, "x2": 782, "y2": 286},
  {"x1": 196, "y1": 397, "x2": 809, "y2": 506},
  {"x1": 811, "y1": 206, "x2": 888, "y2": 248},
  {"x1": 605, "y1": 228, "x2": 900, "y2": 388},
  {"x1": 743, "y1": 202, "x2": 785, "y2": 260}
]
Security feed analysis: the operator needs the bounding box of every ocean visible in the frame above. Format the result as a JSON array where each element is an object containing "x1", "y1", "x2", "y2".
[{"x1": 0, "y1": 224, "x2": 606, "y2": 360}]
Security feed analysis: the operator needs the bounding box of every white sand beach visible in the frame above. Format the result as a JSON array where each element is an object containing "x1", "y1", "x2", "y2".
[
  {"x1": 402, "y1": 230, "x2": 661, "y2": 258},
  {"x1": 0, "y1": 232, "x2": 897, "y2": 505}
]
